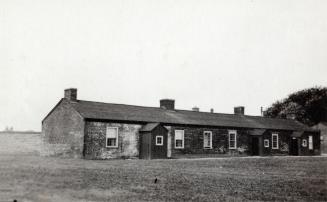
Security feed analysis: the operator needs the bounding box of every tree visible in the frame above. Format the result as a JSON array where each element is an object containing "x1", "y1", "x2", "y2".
[{"x1": 264, "y1": 86, "x2": 327, "y2": 126}]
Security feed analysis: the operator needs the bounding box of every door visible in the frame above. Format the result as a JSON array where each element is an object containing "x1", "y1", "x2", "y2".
[
  {"x1": 290, "y1": 138, "x2": 299, "y2": 156},
  {"x1": 151, "y1": 126, "x2": 168, "y2": 159},
  {"x1": 140, "y1": 133, "x2": 151, "y2": 159},
  {"x1": 252, "y1": 137, "x2": 260, "y2": 155}
]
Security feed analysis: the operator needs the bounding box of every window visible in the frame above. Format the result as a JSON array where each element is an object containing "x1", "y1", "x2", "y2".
[
  {"x1": 156, "y1": 136, "x2": 163, "y2": 146},
  {"x1": 309, "y1": 136, "x2": 313, "y2": 150},
  {"x1": 203, "y1": 131, "x2": 212, "y2": 149},
  {"x1": 302, "y1": 139, "x2": 307, "y2": 147},
  {"x1": 228, "y1": 130, "x2": 237, "y2": 149},
  {"x1": 175, "y1": 130, "x2": 184, "y2": 149},
  {"x1": 272, "y1": 133, "x2": 279, "y2": 149},
  {"x1": 264, "y1": 139, "x2": 269, "y2": 148},
  {"x1": 106, "y1": 127, "x2": 118, "y2": 148}
]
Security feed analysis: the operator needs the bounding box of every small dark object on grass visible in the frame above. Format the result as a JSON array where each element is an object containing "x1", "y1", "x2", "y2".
[
  {"x1": 154, "y1": 178, "x2": 158, "y2": 183},
  {"x1": 13, "y1": 200, "x2": 17, "y2": 202}
]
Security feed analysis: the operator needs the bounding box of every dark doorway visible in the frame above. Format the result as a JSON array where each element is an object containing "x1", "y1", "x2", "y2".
[
  {"x1": 252, "y1": 137, "x2": 260, "y2": 155},
  {"x1": 290, "y1": 138, "x2": 299, "y2": 156},
  {"x1": 140, "y1": 133, "x2": 151, "y2": 159}
]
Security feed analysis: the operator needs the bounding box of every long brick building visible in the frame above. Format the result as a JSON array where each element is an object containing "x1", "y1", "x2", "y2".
[{"x1": 42, "y1": 88, "x2": 321, "y2": 159}]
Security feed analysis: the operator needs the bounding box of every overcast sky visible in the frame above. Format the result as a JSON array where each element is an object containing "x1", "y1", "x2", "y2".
[{"x1": 1, "y1": 0, "x2": 326, "y2": 131}]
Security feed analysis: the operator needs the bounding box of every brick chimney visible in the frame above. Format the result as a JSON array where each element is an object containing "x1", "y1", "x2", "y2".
[
  {"x1": 234, "y1": 106, "x2": 245, "y2": 115},
  {"x1": 192, "y1": 107, "x2": 200, "y2": 112},
  {"x1": 160, "y1": 99, "x2": 175, "y2": 110},
  {"x1": 64, "y1": 88, "x2": 77, "y2": 102}
]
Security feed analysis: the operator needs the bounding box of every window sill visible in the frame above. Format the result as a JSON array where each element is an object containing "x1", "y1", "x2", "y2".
[{"x1": 106, "y1": 146, "x2": 118, "y2": 148}]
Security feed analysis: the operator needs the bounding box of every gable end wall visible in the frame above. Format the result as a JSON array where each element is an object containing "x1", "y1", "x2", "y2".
[{"x1": 41, "y1": 99, "x2": 85, "y2": 158}]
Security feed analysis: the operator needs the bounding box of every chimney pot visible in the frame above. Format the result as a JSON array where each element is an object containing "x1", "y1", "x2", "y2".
[
  {"x1": 210, "y1": 108, "x2": 214, "y2": 113},
  {"x1": 234, "y1": 106, "x2": 245, "y2": 115},
  {"x1": 160, "y1": 99, "x2": 175, "y2": 110},
  {"x1": 64, "y1": 88, "x2": 77, "y2": 102}
]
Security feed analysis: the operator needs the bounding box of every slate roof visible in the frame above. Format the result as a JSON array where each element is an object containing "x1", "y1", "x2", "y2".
[
  {"x1": 249, "y1": 129, "x2": 266, "y2": 136},
  {"x1": 312, "y1": 122, "x2": 327, "y2": 130},
  {"x1": 291, "y1": 131, "x2": 304, "y2": 137},
  {"x1": 139, "y1": 123, "x2": 161, "y2": 132},
  {"x1": 67, "y1": 99, "x2": 314, "y2": 132}
]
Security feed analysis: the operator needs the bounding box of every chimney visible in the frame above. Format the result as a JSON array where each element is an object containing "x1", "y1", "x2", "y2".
[
  {"x1": 234, "y1": 106, "x2": 245, "y2": 115},
  {"x1": 260, "y1": 107, "x2": 267, "y2": 117},
  {"x1": 160, "y1": 99, "x2": 175, "y2": 110},
  {"x1": 192, "y1": 106, "x2": 200, "y2": 112},
  {"x1": 64, "y1": 88, "x2": 77, "y2": 102},
  {"x1": 210, "y1": 108, "x2": 214, "y2": 113}
]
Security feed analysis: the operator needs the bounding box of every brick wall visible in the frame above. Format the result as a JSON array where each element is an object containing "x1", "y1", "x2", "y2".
[
  {"x1": 299, "y1": 132, "x2": 321, "y2": 155},
  {"x1": 84, "y1": 121, "x2": 142, "y2": 159},
  {"x1": 261, "y1": 130, "x2": 320, "y2": 156},
  {"x1": 312, "y1": 123, "x2": 327, "y2": 153},
  {"x1": 167, "y1": 126, "x2": 251, "y2": 157},
  {"x1": 41, "y1": 99, "x2": 85, "y2": 158},
  {"x1": 262, "y1": 130, "x2": 291, "y2": 156}
]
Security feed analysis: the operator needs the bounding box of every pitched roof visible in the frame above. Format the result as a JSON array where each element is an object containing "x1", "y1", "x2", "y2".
[
  {"x1": 140, "y1": 123, "x2": 161, "y2": 132},
  {"x1": 249, "y1": 129, "x2": 266, "y2": 136},
  {"x1": 69, "y1": 99, "x2": 313, "y2": 131},
  {"x1": 312, "y1": 122, "x2": 327, "y2": 130},
  {"x1": 291, "y1": 131, "x2": 304, "y2": 137}
]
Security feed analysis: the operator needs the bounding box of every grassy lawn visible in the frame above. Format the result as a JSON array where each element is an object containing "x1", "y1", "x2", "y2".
[{"x1": 0, "y1": 155, "x2": 326, "y2": 202}]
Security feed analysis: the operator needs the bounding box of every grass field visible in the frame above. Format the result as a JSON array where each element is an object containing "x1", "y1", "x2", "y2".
[{"x1": 0, "y1": 155, "x2": 326, "y2": 202}]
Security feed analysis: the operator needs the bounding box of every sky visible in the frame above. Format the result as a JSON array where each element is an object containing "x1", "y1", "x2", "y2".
[{"x1": 0, "y1": 0, "x2": 326, "y2": 131}]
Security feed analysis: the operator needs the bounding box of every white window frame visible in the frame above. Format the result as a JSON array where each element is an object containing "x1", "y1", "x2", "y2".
[
  {"x1": 156, "y1": 136, "x2": 163, "y2": 146},
  {"x1": 175, "y1": 130, "x2": 184, "y2": 149},
  {"x1": 272, "y1": 133, "x2": 279, "y2": 149},
  {"x1": 106, "y1": 127, "x2": 118, "y2": 148},
  {"x1": 228, "y1": 130, "x2": 237, "y2": 149},
  {"x1": 264, "y1": 139, "x2": 269, "y2": 148},
  {"x1": 309, "y1": 135, "x2": 313, "y2": 150},
  {"x1": 203, "y1": 131, "x2": 212, "y2": 149},
  {"x1": 302, "y1": 139, "x2": 307, "y2": 147}
]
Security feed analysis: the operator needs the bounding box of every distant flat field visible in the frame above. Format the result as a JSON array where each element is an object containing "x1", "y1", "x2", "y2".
[
  {"x1": 0, "y1": 132, "x2": 41, "y2": 155},
  {"x1": 0, "y1": 155, "x2": 326, "y2": 202}
]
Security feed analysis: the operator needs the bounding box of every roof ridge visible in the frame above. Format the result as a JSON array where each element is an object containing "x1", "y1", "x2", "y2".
[
  {"x1": 76, "y1": 99, "x2": 164, "y2": 110},
  {"x1": 177, "y1": 109, "x2": 297, "y2": 121}
]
